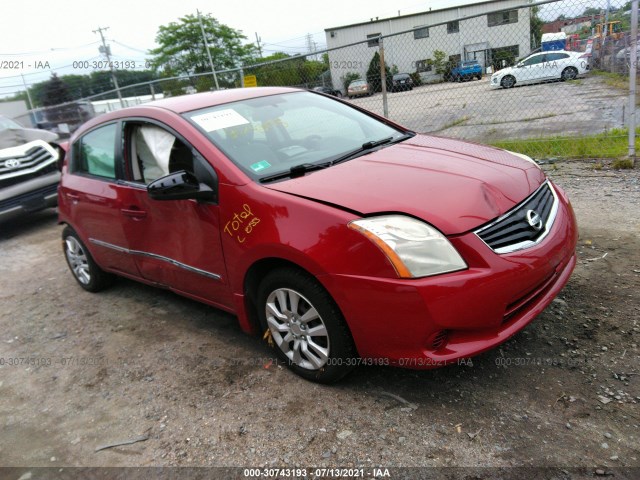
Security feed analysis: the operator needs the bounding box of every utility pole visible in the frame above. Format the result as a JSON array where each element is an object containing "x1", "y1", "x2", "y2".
[
  {"x1": 255, "y1": 32, "x2": 263, "y2": 58},
  {"x1": 20, "y1": 74, "x2": 34, "y2": 110},
  {"x1": 93, "y1": 26, "x2": 124, "y2": 108},
  {"x1": 628, "y1": 0, "x2": 638, "y2": 164},
  {"x1": 197, "y1": 10, "x2": 220, "y2": 90},
  {"x1": 20, "y1": 74, "x2": 37, "y2": 127}
]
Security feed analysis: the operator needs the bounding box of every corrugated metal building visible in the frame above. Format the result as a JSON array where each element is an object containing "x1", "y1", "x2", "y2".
[{"x1": 324, "y1": 0, "x2": 531, "y2": 89}]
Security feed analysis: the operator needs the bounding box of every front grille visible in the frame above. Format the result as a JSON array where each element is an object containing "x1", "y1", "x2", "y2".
[
  {"x1": 0, "y1": 142, "x2": 57, "y2": 178},
  {"x1": 0, "y1": 162, "x2": 58, "y2": 189},
  {"x1": 475, "y1": 182, "x2": 558, "y2": 254}
]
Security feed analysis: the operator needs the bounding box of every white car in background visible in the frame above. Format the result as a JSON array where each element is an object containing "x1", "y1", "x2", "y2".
[{"x1": 490, "y1": 50, "x2": 590, "y2": 89}]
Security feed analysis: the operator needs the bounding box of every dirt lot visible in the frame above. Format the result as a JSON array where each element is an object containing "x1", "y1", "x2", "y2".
[
  {"x1": 0, "y1": 159, "x2": 639, "y2": 476},
  {"x1": 351, "y1": 75, "x2": 629, "y2": 142}
]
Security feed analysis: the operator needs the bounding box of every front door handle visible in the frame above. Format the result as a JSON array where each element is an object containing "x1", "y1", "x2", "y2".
[{"x1": 121, "y1": 207, "x2": 147, "y2": 219}]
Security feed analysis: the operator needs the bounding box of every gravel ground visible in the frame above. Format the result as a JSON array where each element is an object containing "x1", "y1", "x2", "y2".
[{"x1": 0, "y1": 159, "x2": 639, "y2": 478}]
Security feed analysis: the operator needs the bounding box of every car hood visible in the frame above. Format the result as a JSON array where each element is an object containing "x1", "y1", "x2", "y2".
[
  {"x1": 264, "y1": 135, "x2": 546, "y2": 235},
  {"x1": 0, "y1": 127, "x2": 58, "y2": 149},
  {"x1": 493, "y1": 66, "x2": 513, "y2": 77}
]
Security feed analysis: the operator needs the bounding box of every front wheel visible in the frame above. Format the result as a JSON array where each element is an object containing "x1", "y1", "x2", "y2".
[
  {"x1": 62, "y1": 226, "x2": 114, "y2": 292},
  {"x1": 501, "y1": 75, "x2": 516, "y2": 88},
  {"x1": 257, "y1": 268, "x2": 356, "y2": 383},
  {"x1": 561, "y1": 67, "x2": 578, "y2": 81}
]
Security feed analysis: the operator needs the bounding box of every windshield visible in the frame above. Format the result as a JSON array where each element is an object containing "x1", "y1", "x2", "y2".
[
  {"x1": 0, "y1": 116, "x2": 23, "y2": 131},
  {"x1": 184, "y1": 91, "x2": 407, "y2": 181}
]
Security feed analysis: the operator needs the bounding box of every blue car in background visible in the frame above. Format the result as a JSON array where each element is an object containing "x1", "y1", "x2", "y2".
[{"x1": 447, "y1": 60, "x2": 483, "y2": 82}]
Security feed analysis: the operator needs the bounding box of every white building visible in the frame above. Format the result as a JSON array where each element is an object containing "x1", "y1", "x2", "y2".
[{"x1": 324, "y1": 0, "x2": 531, "y2": 89}]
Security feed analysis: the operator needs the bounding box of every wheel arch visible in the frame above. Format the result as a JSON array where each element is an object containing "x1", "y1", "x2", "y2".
[{"x1": 242, "y1": 257, "x2": 328, "y2": 334}]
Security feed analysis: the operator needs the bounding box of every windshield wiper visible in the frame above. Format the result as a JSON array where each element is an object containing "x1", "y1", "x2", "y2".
[
  {"x1": 361, "y1": 137, "x2": 393, "y2": 149},
  {"x1": 330, "y1": 133, "x2": 414, "y2": 166},
  {"x1": 260, "y1": 162, "x2": 330, "y2": 183},
  {"x1": 259, "y1": 133, "x2": 415, "y2": 183}
]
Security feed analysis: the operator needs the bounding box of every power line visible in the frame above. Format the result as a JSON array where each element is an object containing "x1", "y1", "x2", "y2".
[
  {"x1": 110, "y1": 40, "x2": 150, "y2": 54},
  {"x1": 0, "y1": 41, "x2": 101, "y2": 56}
]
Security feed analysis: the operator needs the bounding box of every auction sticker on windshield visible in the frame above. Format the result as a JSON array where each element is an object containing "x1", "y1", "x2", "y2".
[{"x1": 191, "y1": 109, "x2": 249, "y2": 132}]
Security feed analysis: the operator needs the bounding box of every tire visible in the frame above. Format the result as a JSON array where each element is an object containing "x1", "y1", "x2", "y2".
[
  {"x1": 561, "y1": 67, "x2": 578, "y2": 81},
  {"x1": 476, "y1": 74, "x2": 482, "y2": 80},
  {"x1": 501, "y1": 75, "x2": 516, "y2": 88},
  {"x1": 257, "y1": 267, "x2": 356, "y2": 383},
  {"x1": 62, "y1": 226, "x2": 114, "y2": 292}
]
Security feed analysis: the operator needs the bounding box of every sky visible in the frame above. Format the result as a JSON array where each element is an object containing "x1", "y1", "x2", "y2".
[{"x1": 0, "y1": 0, "x2": 607, "y2": 100}]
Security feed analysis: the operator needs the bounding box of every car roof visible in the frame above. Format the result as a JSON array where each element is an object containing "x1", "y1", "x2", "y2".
[
  {"x1": 141, "y1": 86, "x2": 301, "y2": 114},
  {"x1": 71, "y1": 87, "x2": 305, "y2": 137}
]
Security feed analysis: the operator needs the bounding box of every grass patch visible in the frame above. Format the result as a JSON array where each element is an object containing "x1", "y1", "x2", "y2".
[
  {"x1": 592, "y1": 70, "x2": 629, "y2": 91},
  {"x1": 612, "y1": 158, "x2": 635, "y2": 169},
  {"x1": 489, "y1": 128, "x2": 637, "y2": 159},
  {"x1": 440, "y1": 115, "x2": 470, "y2": 130}
]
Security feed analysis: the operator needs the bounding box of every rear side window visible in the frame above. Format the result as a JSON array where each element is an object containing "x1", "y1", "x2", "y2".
[
  {"x1": 76, "y1": 124, "x2": 117, "y2": 179},
  {"x1": 546, "y1": 52, "x2": 570, "y2": 61}
]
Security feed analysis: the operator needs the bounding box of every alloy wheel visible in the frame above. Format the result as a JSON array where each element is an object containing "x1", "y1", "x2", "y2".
[
  {"x1": 265, "y1": 288, "x2": 330, "y2": 370},
  {"x1": 65, "y1": 236, "x2": 90, "y2": 285}
]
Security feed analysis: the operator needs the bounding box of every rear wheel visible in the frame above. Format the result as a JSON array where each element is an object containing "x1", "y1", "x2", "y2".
[
  {"x1": 501, "y1": 75, "x2": 516, "y2": 88},
  {"x1": 62, "y1": 226, "x2": 114, "y2": 292},
  {"x1": 257, "y1": 267, "x2": 356, "y2": 383},
  {"x1": 561, "y1": 67, "x2": 578, "y2": 81}
]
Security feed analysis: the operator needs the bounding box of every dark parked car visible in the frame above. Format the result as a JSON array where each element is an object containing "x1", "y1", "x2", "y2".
[
  {"x1": 391, "y1": 73, "x2": 414, "y2": 92},
  {"x1": 312, "y1": 86, "x2": 342, "y2": 98}
]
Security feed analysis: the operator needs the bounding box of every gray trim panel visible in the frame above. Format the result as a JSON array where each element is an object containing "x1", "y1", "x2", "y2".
[{"x1": 89, "y1": 238, "x2": 222, "y2": 281}]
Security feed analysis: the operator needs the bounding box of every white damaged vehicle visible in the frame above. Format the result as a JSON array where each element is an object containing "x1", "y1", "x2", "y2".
[
  {"x1": 490, "y1": 50, "x2": 590, "y2": 89},
  {"x1": 0, "y1": 116, "x2": 62, "y2": 223}
]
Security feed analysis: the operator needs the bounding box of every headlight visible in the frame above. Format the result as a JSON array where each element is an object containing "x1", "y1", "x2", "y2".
[
  {"x1": 506, "y1": 150, "x2": 540, "y2": 169},
  {"x1": 348, "y1": 215, "x2": 467, "y2": 278}
]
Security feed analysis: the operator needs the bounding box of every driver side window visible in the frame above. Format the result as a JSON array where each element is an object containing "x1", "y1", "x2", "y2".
[
  {"x1": 522, "y1": 55, "x2": 545, "y2": 67},
  {"x1": 127, "y1": 123, "x2": 194, "y2": 184}
]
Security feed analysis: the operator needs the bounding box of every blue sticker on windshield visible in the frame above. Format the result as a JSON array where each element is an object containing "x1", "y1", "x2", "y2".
[{"x1": 250, "y1": 160, "x2": 271, "y2": 172}]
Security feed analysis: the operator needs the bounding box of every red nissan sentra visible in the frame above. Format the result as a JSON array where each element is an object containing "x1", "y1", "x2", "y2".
[{"x1": 58, "y1": 87, "x2": 577, "y2": 383}]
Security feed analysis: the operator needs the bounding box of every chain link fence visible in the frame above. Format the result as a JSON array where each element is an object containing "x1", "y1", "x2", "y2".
[{"x1": 15, "y1": 0, "x2": 639, "y2": 160}]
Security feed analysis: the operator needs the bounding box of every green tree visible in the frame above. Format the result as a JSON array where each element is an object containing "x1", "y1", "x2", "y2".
[
  {"x1": 583, "y1": 7, "x2": 601, "y2": 16},
  {"x1": 246, "y1": 52, "x2": 328, "y2": 88},
  {"x1": 149, "y1": 13, "x2": 258, "y2": 77},
  {"x1": 41, "y1": 73, "x2": 72, "y2": 106},
  {"x1": 433, "y1": 50, "x2": 447, "y2": 75},
  {"x1": 341, "y1": 72, "x2": 361, "y2": 92},
  {"x1": 531, "y1": 6, "x2": 545, "y2": 49},
  {"x1": 366, "y1": 51, "x2": 391, "y2": 93}
]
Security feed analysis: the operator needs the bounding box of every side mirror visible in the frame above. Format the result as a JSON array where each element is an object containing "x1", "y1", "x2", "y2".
[{"x1": 147, "y1": 170, "x2": 215, "y2": 202}]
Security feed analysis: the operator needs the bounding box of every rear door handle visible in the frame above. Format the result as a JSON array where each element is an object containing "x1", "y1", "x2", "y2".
[{"x1": 121, "y1": 207, "x2": 147, "y2": 219}]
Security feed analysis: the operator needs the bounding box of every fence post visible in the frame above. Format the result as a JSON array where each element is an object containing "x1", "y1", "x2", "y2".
[
  {"x1": 629, "y1": 0, "x2": 638, "y2": 164},
  {"x1": 379, "y1": 37, "x2": 389, "y2": 118}
]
